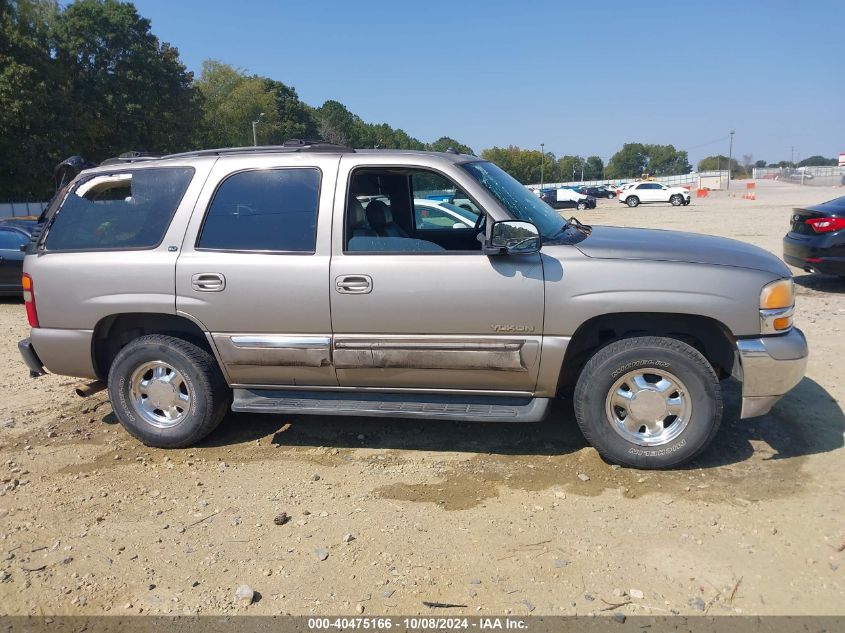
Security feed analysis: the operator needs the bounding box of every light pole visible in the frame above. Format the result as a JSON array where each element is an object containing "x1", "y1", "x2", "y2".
[
  {"x1": 727, "y1": 129, "x2": 735, "y2": 189},
  {"x1": 252, "y1": 112, "x2": 265, "y2": 146},
  {"x1": 540, "y1": 143, "x2": 544, "y2": 189}
]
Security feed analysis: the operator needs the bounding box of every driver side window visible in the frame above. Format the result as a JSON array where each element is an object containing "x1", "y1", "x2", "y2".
[{"x1": 345, "y1": 168, "x2": 483, "y2": 254}]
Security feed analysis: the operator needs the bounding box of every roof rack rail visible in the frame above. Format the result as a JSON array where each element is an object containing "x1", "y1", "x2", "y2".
[
  {"x1": 100, "y1": 151, "x2": 164, "y2": 166},
  {"x1": 166, "y1": 139, "x2": 355, "y2": 159}
]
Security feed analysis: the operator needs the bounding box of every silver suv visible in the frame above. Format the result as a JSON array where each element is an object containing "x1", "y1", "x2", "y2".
[{"x1": 18, "y1": 141, "x2": 808, "y2": 468}]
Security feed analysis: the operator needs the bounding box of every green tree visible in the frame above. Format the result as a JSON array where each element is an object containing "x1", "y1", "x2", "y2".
[
  {"x1": 606, "y1": 143, "x2": 647, "y2": 179},
  {"x1": 481, "y1": 146, "x2": 550, "y2": 184},
  {"x1": 0, "y1": 0, "x2": 61, "y2": 200},
  {"x1": 195, "y1": 60, "x2": 316, "y2": 147},
  {"x1": 698, "y1": 155, "x2": 740, "y2": 175},
  {"x1": 427, "y1": 136, "x2": 474, "y2": 155},
  {"x1": 52, "y1": 0, "x2": 201, "y2": 161},
  {"x1": 754, "y1": 160, "x2": 767, "y2": 168},
  {"x1": 557, "y1": 155, "x2": 583, "y2": 182},
  {"x1": 798, "y1": 155, "x2": 837, "y2": 167},
  {"x1": 315, "y1": 99, "x2": 358, "y2": 146},
  {"x1": 584, "y1": 155, "x2": 604, "y2": 180},
  {"x1": 607, "y1": 143, "x2": 691, "y2": 179}
]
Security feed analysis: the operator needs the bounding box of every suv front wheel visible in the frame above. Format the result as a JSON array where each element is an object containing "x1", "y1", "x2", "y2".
[
  {"x1": 573, "y1": 336, "x2": 722, "y2": 468},
  {"x1": 107, "y1": 334, "x2": 230, "y2": 448}
]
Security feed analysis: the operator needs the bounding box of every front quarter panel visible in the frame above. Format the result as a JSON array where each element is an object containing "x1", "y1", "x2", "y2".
[{"x1": 541, "y1": 245, "x2": 779, "y2": 337}]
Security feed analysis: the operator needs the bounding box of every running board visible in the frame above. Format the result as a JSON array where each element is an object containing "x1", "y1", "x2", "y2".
[{"x1": 232, "y1": 389, "x2": 550, "y2": 423}]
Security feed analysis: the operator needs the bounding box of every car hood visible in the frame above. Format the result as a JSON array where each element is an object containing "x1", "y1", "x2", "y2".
[{"x1": 574, "y1": 226, "x2": 790, "y2": 276}]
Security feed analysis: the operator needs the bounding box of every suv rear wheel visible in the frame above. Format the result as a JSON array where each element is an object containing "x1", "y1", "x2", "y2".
[
  {"x1": 573, "y1": 336, "x2": 722, "y2": 468},
  {"x1": 626, "y1": 196, "x2": 640, "y2": 207},
  {"x1": 107, "y1": 334, "x2": 230, "y2": 448}
]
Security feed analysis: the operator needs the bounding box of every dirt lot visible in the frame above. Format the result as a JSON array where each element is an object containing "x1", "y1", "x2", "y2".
[{"x1": 0, "y1": 180, "x2": 843, "y2": 617}]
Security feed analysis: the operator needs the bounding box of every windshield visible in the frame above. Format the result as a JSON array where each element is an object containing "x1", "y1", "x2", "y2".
[{"x1": 461, "y1": 161, "x2": 567, "y2": 239}]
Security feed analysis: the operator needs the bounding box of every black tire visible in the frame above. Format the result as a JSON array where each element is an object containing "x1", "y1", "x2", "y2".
[
  {"x1": 608, "y1": 193, "x2": 616, "y2": 199},
  {"x1": 573, "y1": 336, "x2": 722, "y2": 469},
  {"x1": 626, "y1": 196, "x2": 640, "y2": 207},
  {"x1": 577, "y1": 201, "x2": 587, "y2": 211},
  {"x1": 670, "y1": 194, "x2": 684, "y2": 206},
  {"x1": 107, "y1": 334, "x2": 230, "y2": 448}
]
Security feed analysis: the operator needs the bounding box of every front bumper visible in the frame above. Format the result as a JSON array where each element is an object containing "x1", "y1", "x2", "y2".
[
  {"x1": 18, "y1": 338, "x2": 45, "y2": 377},
  {"x1": 736, "y1": 328, "x2": 808, "y2": 418}
]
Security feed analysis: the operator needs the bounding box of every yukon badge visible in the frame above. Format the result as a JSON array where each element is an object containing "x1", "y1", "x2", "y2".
[{"x1": 491, "y1": 324, "x2": 536, "y2": 333}]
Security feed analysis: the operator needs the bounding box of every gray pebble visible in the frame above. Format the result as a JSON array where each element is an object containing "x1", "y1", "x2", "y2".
[
  {"x1": 314, "y1": 548, "x2": 329, "y2": 561},
  {"x1": 235, "y1": 584, "x2": 254, "y2": 605},
  {"x1": 577, "y1": 473, "x2": 590, "y2": 482}
]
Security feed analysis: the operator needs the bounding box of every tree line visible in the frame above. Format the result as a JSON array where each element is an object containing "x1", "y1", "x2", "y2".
[
  {"x1": 4, "y1": 0, "x2": 835, "y2": 201},
  {"x1": 0, "y1": 0, "x2": 473, "y2": 200},
  {"x1": 482, "y1": 142, "x2": 692, "y2": 185}
]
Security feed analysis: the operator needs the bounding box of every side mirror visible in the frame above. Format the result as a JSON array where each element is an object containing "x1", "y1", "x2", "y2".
[{"x1": 484, "y1": 220, "x2": 541, "y2": 255}]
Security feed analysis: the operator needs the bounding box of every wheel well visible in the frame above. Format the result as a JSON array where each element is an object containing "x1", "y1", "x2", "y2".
[
  {"x1": 557, "y1": 313, "x2": 737, "y2": 393},
  {"x1": 92, "y1": 313, "x2": 213, "y2": 379}
]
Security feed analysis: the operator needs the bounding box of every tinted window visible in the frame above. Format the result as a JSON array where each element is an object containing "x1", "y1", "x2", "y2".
[
  {"x1": 199, "y1": 168, "x2": 320, "y2": 252},
  {"x1": 46, "y1": 168, "x2": 194, "y2": 251},
  {"x1": 0, "y1": 229, "x2": 27, "y2": 249}
]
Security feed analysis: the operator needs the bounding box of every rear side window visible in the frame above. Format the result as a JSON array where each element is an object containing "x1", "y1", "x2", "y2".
[
  {"x1": 198, "y1": 168, "x2": 320, "y2": 252},
  {"x1": 45, "y1": 168, "x2": 194, "y2": 251}
]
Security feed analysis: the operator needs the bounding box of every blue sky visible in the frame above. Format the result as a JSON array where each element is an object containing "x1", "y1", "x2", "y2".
[{"x1": 131, "y1": 0, "x2": 844, "y2": 165}]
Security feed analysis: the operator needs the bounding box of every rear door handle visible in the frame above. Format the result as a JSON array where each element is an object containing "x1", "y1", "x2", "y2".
[
  {"x1": 191, "y1": 272, "x2": 226, "y2": 292},
  {"x1": 335, "y1": 274, "x2": 372, "y2": 294}
]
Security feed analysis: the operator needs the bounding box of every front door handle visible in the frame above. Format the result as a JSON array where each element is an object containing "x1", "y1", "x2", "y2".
[
  {"x1": 191, "y1": 272, "x2": 226, "y2": 292},
  {"x1": 335, "y1": 274, "x2": 372, "y2": 294}
]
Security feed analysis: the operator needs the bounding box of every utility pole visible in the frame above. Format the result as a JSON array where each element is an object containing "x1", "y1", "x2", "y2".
[
  {"x1": 580, "y1": 159, "x2": 584, "y2": 183},
  {"x1": 727, "y1": 130, "x2": 735, "y2": 190},
  {"x1": 540, "y1": 143, "x2": 544, "y2": 189},
  {"x1": 252, "y1": 112, "x2": 265, "y2": 146}
]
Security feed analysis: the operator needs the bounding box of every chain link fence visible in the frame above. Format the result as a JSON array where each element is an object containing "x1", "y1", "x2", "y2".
[{"x1": 753, "y1": 166, "x2": 845, "y2": 187}]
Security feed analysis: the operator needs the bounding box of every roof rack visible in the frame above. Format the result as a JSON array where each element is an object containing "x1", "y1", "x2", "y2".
[
  {"x1": 100, "y1": 151, "x2": 164, "y2": 166},
  {"x1": 166, "y1": 139, "x2": 355, "y2": 160},
  {"x1": 99, "y1": 140, "x2": 354, "y2": 166}
]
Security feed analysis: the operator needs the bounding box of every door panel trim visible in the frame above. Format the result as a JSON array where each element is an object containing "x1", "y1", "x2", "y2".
[
  {"x1": 228, "y1": 383, "x2": 533, "y2": 397},
  {"x1": 333, "y1": 336, "x2": 539, "y2": 372},
  {"x1": 214, "y1": 334, "x2": 331, "y2": 368}
]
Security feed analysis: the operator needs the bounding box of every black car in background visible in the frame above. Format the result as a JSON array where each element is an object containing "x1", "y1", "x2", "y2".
[
  {"x1": 578, "y1": 186, "x2": 616, "y2": 199},
  {"x1": 0, "y1": 219, "x2": 36, "y2": 295},
  {"x1": 782, "y1": 196, "x2": 845, "y2": 277}
]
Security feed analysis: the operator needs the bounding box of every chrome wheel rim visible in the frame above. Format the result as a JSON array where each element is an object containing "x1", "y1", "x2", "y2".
[
  {"x1": 129, "y1": 361, "x2": 192, "y2": 428},
  {"x1": 605, "y1": 368, "x2": 691, "y2": 446},
  {"x1": 671, "y1": 195, "x2": 682, "y2": 206},
  {"x1": 627, "y1": 198, "x2": 637, "y2": 207}
]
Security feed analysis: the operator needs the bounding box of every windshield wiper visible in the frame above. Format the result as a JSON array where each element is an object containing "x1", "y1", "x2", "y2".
[{"x1": 567, "y1": 216, "x2": 592, "y2": 235}]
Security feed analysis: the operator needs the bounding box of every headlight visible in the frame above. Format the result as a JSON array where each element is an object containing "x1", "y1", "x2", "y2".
[
  {"x1": 760, "y1": 278, "x2": 794, "y2": 309},
  {"x1": 759, "y1": 278, "x2": 794, "y2": 333}
]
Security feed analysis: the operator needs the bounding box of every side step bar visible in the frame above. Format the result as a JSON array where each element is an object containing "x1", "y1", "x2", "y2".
[{"x1": 232, "y1": 389, "x2": 550, "y2": 423}]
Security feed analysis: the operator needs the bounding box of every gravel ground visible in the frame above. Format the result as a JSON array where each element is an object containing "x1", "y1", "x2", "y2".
[{"x1": 0, "y1": 180, "x2": 843, "y2": 616}]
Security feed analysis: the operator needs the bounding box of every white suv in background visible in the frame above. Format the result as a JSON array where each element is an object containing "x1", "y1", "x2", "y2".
[{"x1": 618, "y1": 182, "x2": 691, "y2": 207}]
